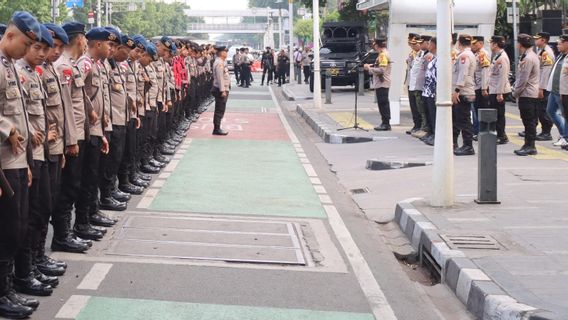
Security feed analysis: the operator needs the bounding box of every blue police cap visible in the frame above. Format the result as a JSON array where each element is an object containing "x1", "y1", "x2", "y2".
[
  {"x1": 62, "y1": 21, "x2": 85, "y2": 37},
  {"x1": 160, "y1": 36, "x2": 176, "y2": 53},
  {"x1": 38, "y1": 24, "x2": 54, "y2": 48},
  {"x1": 121, "y1": 35, "x2": 136, "y2": 49},
  {"x1": 104, "y1": 26, "x2": 122, "y2": 44},
  {"x1": 0, "y1": 24, "x2": 6, "y2": 37},
  {"x1": 132, "y1": 34, "x2": 146, "y2": 50},
  {"x1": 86, "y1": 27, "x2": 117, "y2": 42},
  {"x1": 11, "y1": 11, "x2": 41, "y2": 41},
  {"x1": 44, "y1": 23, "x2": 68, "y2": 45},
  {"x1": 144, "y1": 42, "x2": 159, "y2": 61}
]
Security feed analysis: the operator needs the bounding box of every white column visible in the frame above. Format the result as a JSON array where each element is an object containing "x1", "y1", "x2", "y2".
[
  {"x1": 512, "y1": 0, "x2": 519, "y2": 65},
  {"x1": 431, "y1": 0, "x2": 454, "y2": 207},
  {"x1": 289, "y1": 0, "x2": 295, "y2": 81},
  {"x1": 279, "y1": 8, "x2": 284, "y2": 49},
  {"x1": 312, "y1": 0, "x2": 321, "y2": 109},
  {"x1": 96, "y1": 0, "x2": 102, "y2": 27}
]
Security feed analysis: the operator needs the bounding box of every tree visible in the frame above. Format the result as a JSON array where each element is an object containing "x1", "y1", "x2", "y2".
[
  {"x1": 0, "y1": 0, "x2": 69, "y2": 24},
  {"x1": 294, "y1": 18, "x2": 313, "y2": 42}
]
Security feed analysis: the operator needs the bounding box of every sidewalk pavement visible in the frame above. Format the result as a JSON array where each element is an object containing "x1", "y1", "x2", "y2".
[{"x1": 294, "y1": 87, "x2": 568, "y2": 319}]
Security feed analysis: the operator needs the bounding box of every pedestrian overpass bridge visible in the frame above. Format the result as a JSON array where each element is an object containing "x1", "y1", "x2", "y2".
[{"x1": 185, "y1": 8, "x2": 289, "y2": 34}]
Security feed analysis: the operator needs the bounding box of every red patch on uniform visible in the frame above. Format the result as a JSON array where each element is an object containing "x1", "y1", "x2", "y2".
[
  {"x1": 62, "y1": 69, "x2": 73, "y2": 84},
  {"x1": 460, "y1": 57, "x2": 466, "y2": 64},
  {"x1": 82, "y1": 59, "x2": 92, "y2": 73},
  {"x1": 35, "y1": 66, "x2": 43, "y2": 76}
]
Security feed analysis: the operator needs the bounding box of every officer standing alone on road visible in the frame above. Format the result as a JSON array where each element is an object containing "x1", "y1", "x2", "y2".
[
  {"x1": 365, "y1": 38, "x2": 392, "y2": 131},
  {"x1": 212, "y1": 46, "x2": 230, "y2": 136},
  {"x1": 513, "y1": 34, "x2": 541, "y2": 156}
]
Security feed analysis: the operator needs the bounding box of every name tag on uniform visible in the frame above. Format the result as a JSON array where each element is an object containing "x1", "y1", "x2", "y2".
[{"x1": 6, "y1": 87, "x2": 21, "y2": 99}]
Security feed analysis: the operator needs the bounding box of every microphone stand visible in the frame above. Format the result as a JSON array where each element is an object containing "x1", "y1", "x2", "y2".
[{"x1": 338, "y1": 51, "x2": 373, "y2": 132}]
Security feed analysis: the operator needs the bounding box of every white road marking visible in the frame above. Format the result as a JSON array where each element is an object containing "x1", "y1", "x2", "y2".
[
  {"x1": 302, "y1": 164, "x2": 317, "y2": 177},
  {"x1": 313, "y1": 185, "x2": 327, "y2": 194},
  {"x1": 297, "y1": 152, "x2": 307, "y2": 158},
  {"x1": 300, "y1": 158, "x2": 310, "y2": 164},
  {"x1": 77, "y1": 263, "x2": 113, "y2": 290},
  {"x1": 319, "y1": 194, "x2": 333, "y2": 204},
  {"x1": 159, "y1": 172, "x2": 171, "y2": 179},
  {"x1": 152, "y1": 180, "x2": 166, "y2": 188},
  {"x1": 55, "y1": 295, "x2": 91, "y2": 319},
  {"x1": 269, "y1": 86, "x2": 398, "y2": 320},
  {"x1": 310, "y1": 177, "x2": 322, "y2": 185}
]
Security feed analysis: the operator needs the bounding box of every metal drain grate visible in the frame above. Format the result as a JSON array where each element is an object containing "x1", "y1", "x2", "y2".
[
  {"x1": 350, "y1": 188, "x2": 369, "y2": 195},
  {"x1": 440, "y1": 234, "x2": 502, "y2": 250}
]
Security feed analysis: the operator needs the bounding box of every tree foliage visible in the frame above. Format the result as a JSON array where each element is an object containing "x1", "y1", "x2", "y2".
[{"x1": 0, "y1": 0, "x2": 68, "y2": 24}]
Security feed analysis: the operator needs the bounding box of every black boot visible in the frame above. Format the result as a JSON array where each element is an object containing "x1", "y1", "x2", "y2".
[
  {"x1": 33, "y1": 269, "x2": 59, "y2": 288},
  {"x1": 454, "y1": 145, "x2": 475, "y2": 156},
  {"x1": 35, "y1": 257, "x2": 65, "y2": 277},
  {"x1": 51, "y1": 235, "x2": 90, "y2": 253},
  {"x1": 13, "y1": 274, "x2": 53, "y2": 296},
  {"x1": 514, "y1": 143, "x2": 537, "y2": 156},
  {"x1": 0, "y1": 295, "x2": 34, "y2": 319},
  {"x1": 119, "y1": 183, "x2": 144, "y2": 195},
  {"x1": 99, "y1": 197, "x2": 127, "y2": 212},
  {"x1": 111, "y1": 189, "x2": 131, "y2": 202},
  {"x1": 373, "y1": 123, "x2": 391, "y2": 131},
  {"x1": 6, "y1": 290, "x2": 39, "y2": 310},
  {"x1": 73, "y1": 224, "x2": 104, "y2": 241},
  {"x1": 212, "y1": 128, "x2": 229, "y2": 136},
  {"x1": 90, "y1": 211, "x2": 118, "y2": 228}
]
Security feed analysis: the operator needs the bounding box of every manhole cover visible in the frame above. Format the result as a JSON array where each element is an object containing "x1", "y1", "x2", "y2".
[
  {"x1": 350, "y1": 188, "x2": 369, "y2": 195},
  {"x1": 106, "y1": 215, "x2": 308, "y2": 265},
  {"x1": 439, "y1": 234, "x2": 502, "y2": 250}
]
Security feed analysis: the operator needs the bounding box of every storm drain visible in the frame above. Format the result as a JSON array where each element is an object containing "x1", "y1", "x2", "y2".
[
  {"x1": 440, "y1": 234, "x2": 502, "y2": 250},
  {"x1": 366, "y1": 159, "x2": 431, "y2": 171},
  {"x1": 350, "y1": 188, "x2": 370, "y2": 195},
  {"x1": 106, "y1": 215, "x2": 307, "y2": 265}
]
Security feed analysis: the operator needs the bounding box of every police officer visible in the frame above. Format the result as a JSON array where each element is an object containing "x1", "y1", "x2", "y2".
[
  {"x1": 38, "y1": 23, "x2": 80, "y2": 270},
  {"x1": 513, "y1": 34, "x2": 540, "y2": 156},
  {"x1": 239, "y1": 47, "x2": 251, "y2": 88},
  {"x1": 405, "y1": 33, "x2": 421, "y2": 135},
  {"x1": 74, "y1": 27, "x2": 113, "y2": 240},
  {"x1": 212, "y1": 46, "x2": 230, "y2": 135},
  {"x1": 365, "y1": 38, "x2": 392, "y2": 131},
  {"x1": 0, "y1": 11, "x2": 42, "y2": 319},
  {"x1": 452, "y1": 34, "x2": 477, "y2": 156},
  {"x1": 528, "y1": 32, "x2": 555, "y2": 141},
  {"x1": 155, "y1": 37, "x2": 176, "y2": 158},
  {"x1": 52, "y1": 21, "x2": 94, "y2": 251},
  {"x1": 118, "y1": 35, "x2": 145, "y2": 195},
  {"x1": 471, "y1": 36, "x2": 490, "y2": 137},
  {"x1": 139, "y1": 41, "x2": 164, "y2": 172},
  {"x1": 233, "y1": 47, "x2": 241, "y2": 84},
  {"x1": 408, "y1": 35, "x2": 431, "y2": 139},
  {"x1": 488, "y1": 35, "x2": 511, "y2": 145},
  {"x1": 14, "y1": 23, "x2": 58, "y2": 298},
  {"x1": 99, "y1": 28, "x2": 134, "y2": 212},
  {"x1": 261, "y1": 47, "x2": 273, "y2": 86}
]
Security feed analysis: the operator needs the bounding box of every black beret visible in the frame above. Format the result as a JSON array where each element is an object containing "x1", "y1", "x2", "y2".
[
  {"x1": 38, "y1": 24, "x2": 54, "y2": 48},
  {"x1": 11, "y1": 11, "x2": 41, "y2": 41},
  {"x1": 44, "y1": 23, "x2": 69, "y2": 45},
  {"x1": 490, "y1": 35, "x2": 505, "y2": 44},
  {"x1": 62, "y1": 21, "x2": 85, "y2": 37},
  {"x1": 517, "y1": 33, "x2": 534, "y2": 47},
  {"x1": 472, "y1": 36, "x2": 484, "y2": 44}
]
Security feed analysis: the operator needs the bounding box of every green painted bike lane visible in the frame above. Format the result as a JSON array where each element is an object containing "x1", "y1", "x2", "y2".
[
  {"x1": 148, "y1": 94, "x2": 326, "y2": 219},
  {"x1": 76, "y1": 297, "x2": 374, "y2": 320},
  {"x1": 71, "y1": 91, "x2": 375, "y2": 320}
]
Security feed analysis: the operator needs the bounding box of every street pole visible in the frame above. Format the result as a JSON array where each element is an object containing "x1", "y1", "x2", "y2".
[
  {"x1": 431, "y1": 0, "x2": 454, "y2": 207},
  {"x1": 279, "y1": 7, "x2": 284, "y2": 49},
  {"x1": 289, "y1": 0, "x2": 295, "y2": 82},
  {"x1": 512, "y1": 0, "x2": 519, "y2": 65},
  {"x1": 96, "y1": 0, "x2": 102, "y2": 27},
  {"x1": 313, "y1": 0, "x2": 322, "y2": 109}
]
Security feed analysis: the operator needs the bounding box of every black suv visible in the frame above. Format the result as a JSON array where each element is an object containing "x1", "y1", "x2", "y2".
[{"x1": 309, "y1": 22, "x2": 375, "y2": 92}]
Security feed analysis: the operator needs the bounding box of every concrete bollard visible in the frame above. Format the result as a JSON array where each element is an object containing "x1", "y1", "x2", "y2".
[
  {"x1": 475, "y1": 109, "x2": 501, "y2": 204},
  {"x1": 358, "y1": 67, "x2": 365, "y2": 96},
  {"x1": 325, "y1": 72, "x2": 332, "y2": 104}
]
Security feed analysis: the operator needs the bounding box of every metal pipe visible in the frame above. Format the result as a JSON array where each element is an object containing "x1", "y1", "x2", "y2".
[
  {"x1": 512, "y1": 0, "x2": 519, "y2": 66},
  {"x1": 312, "y1": 0, "x2": 322, "y2": 109},
  {"x1": 431, "y1": 0, "x2": 455, "y2": 207},
  {"x1": 289, "y1": 0, "x2": 295, "y2": 82}
]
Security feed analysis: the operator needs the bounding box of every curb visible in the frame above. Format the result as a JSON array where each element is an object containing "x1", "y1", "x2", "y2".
[
  {"x1": 394, "y1": 199, "x2": 558, "y2": 320},
  {"x1": 296, "y1": 104, "x2": 373, "y2": 144},
  {"x1": 282, "y1": 85, "x2": 313, "y2": 101}
]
